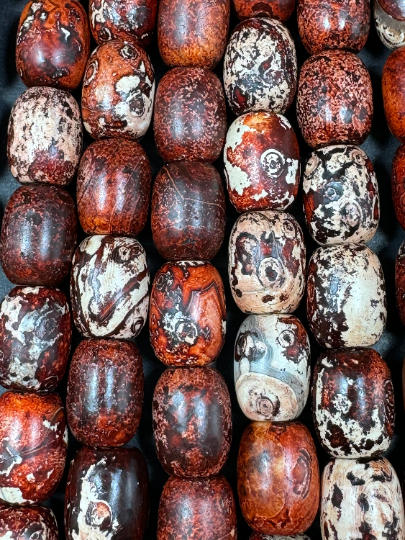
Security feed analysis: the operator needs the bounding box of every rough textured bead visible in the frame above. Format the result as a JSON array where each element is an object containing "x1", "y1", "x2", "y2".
[
  {"x1": 313, "y1": 348, "x2": 394, "y2": 458},
  {"x1": 65, "y1": 446, "x2": 148, "y2": 540},
  {"x1": 16, "y1": 0, "x2": 90, "y2": 91},
  {"x1": 238, "y1": 422, "x2": 320, "y2": 535},
  {"x1": 77, "y1": 139, "x2": 151, "y2": 237},
  {"x1": 157, "y1": 475, "x2": 237, "y2": 540},
  {"x1": 223, "y1": 18, "x2": 297, "y2": 116},
  {"x1": 89, "y1": 0, "x2": 158, "y2": 47},
  {"x1": 158, "y1": 0, "x2": 229, "y2": 68},
  {"x1": 250, "y1": 535, "x2": 312, "y2": 540},
  {"x1": 233, "y1": 0, "x2": 295, "y2": 21},
  {"x1": 224, "y1": 112, "x2": 300, "y2": 212},
  {"x1": 149, "y1": 261, "x2": 226, "y2": 366},
  {"x1": 151, "y1": 162, "x2": 226, "y2": 260},
  {"x1": 383, "y1": 47, "x2": 405, "y2": 142},
  {"x1": 0, "y1": 505, "x2": 58, "y2": 540},
  {"x1": 154, "y1": 68, "x2": 226, "y2": 163},
  {"x1": 67, "y1": 339, "x2": 144, "y2": 448},
  {"x1": 0, "y1": 286, "x2": 71, "y2": 392},
  {"x1": 7, "y1": 87, "x2": 82, "y2": 186},
  {"x1": 307, "y1": 244, "x2": 387, "y2": 348},
  {"x1": 153, "y1": 367, "x2": 231, "y2": 477},
  {"x1": 321, "y1": 458, "x2": 405, "y2": 540},
  {"x1": 0, "y1": 392, "x2": 67, "y2": 505},
  {"x1": 228, "y1": 211, "x2": 306, "y2": 314},
  {"x1": 297, "y1": 50, "x2": 373, "y2": 148},
  {"x1": 395, "y1": 240, "x2": 405, "y2": 325},
  {"x1": 0, "y1": 185, "x2": 77, "y2": 287},
  {"x1": 303, "y1": 145, "x2": 379, "y2": 245},
  {"x1": 234, "y1": 313, "x2": 310, "y2": 422},
  {"x1": 82, "y1": 41, "x2": 155, "y2": 141},
  {"x1": 71, "y1": 235, "x2": 150, "y2": 339}
]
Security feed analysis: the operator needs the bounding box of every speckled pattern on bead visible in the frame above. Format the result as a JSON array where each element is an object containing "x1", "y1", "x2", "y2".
[
  {"x1": 380, "y1": 0, "x2": 405, "y2": 19},
  {"x1": 0, "y1": 505, "x2": 58, "y2": 540},
  {"x1": 374, "y1": 0, "x2": 405, "y2": 49},
  {"x1": 391, "y1": 145, "x2": 405, "y2": 230},
  {"x1": 233, "y1": 0, "x2": 295, "y2": 21},
  {"x1": 395, "y1": 240, "x2": 405, "y2": 325},
  {"x1": 383, "y1": 46, "x2": 405, "y2": 142},
  {"x1": 250, "y1": 534, "x2": 312, "y2": 540}
]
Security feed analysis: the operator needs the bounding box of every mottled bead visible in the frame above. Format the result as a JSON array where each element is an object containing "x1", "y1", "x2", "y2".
[
  {"x1": 374, "y1": 0, "x2": 405, "y2": 49},
  {"x1": 153, "y1": 367, "x2": 231, "y2": 477},
  {"x1": 77, "y1": 139, "x2": 151, "y2": 237},
  {"x1": 303, "y1": 145, "x2": 380, "y2": 245},
  {"x1": 383, "y1": 47, "x2": 405, "y2": 142},
  {"x1": 321, "y1": 458, "x2": 405, "y2": 540},
  {"x1": 82, "y1": 41, "x2": 155, "y2": 141},
  {"x1": 307, "y1": 244, "x2": 387, "y2": 348},
  {"x1": 297, "y1": 50, "x2": 373, "y2": 148},
  {"x1": 67, "y1": 339, "x2": 144, "y2": 448},
  {"x1": 71, "y1": 235, "x2": 150, "y2": 339},
  {"x1": 380, "y1": 0, "x2": 405, "y2": 19},
  {"x1": 392, "y1": 145, "x2": 405, "y2": 230},
  {"x1": 250, "y1": 535, "x2": 312, "y2": 540},
  {"x1": 238, "y1": 422, "x2": 320, "y2": 535},
  {"x1": 7, "y1": 87, "x2": 82, "y2": 186},
  {"x1": 223, "y1": 18, "x2": 297, "y2": 116},
  {"x1": 16, "y1": 0, "x2": 90, "y2": 91},
  {"x1": 233, "y1": 0, "x2": 295, "y2": 21},
  {"x1": 0, "y1": 286, "x2": 71, "y2": 392},
  {"x1": 0, "y1": 185, "x2": 77, "y2": 287},
  {"x1": 151, "y1": 162, "x2": 226, "y2": 260},
  {"x1": 395, "y1": 241, "x2": 405, "y2": 326},
  {"x1": 154, "y1": 68, "x2": 226, "y2": 163},
  {"x1": 65, "y1": 446, "x2": 148, "y2": 540},
  {"x1": 157, "y1": 475, "x2": 237, "y2": 540},
  {"x1": 224, "y1": 112, "x2": 300, "y2": 212},
  {"x1": 149, "y1": 261, "x2": 226, "y2": 366},
  {"x1": 235, "y1": 314, "x2": 310, "y2": 422},
  {"x1": 228, "y1": 211, "x2": 306, "y2": 314},
  {"x1": 0, "y1": 505, "x2": 58, "y2": 540},
  {"x1": 0, "y1": 392, "x2": 67, "y2": 505}
]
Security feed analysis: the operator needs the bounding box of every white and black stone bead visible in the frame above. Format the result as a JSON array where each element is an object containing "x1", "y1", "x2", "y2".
[{"x1": 374, "y1": 0, "x2": 405, "y2": 49}]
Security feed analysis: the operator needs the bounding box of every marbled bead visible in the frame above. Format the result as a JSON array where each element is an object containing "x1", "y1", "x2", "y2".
[
  {"x1": 321, "y1": 458, "x2": 405, "y2": 540},
  {"x1": 228, "y1": 211, "x2": 306, "y2": 314},
  {"x1": 223, "y1": 18, "x2": 297, "y2": 116},
  {"x1": 383, "y1": 47, "x2": 405, "y2": 142},
  {"x1": 0, "y1": 392, "x2": 67, "y2": 505},
  {"x1": 380, "y1": 0, "x2": 405, "y2": 19},
  {"x1": 303, "y1": 145, "x2": 380, "y2": 245},
  {"x1": 233, "y1": 0, "x2": 295, "y2": 21},
  {"x1": 224, "y1": 112, "x2": 300, "y2": 212},
  {"x1": 307, "y1": 244, "x2": 387, "y2": 348},
  {"x1": 395, "y1": 240, "x2": 405, "y2": 326},
  {"x1": 151, "y1": 162, "x2": 226, "y2": 260},
  {"x1": 70, "y1": 235, "x2": 150, "y2": 339},
  {"x1": 0, "y1": 505, "x2": 58, "y2": 540},
  {"x1": 153, "y1": 367, "x2": 232, "y2": 477},
  {"x1": 297, "y1": 50, "x2": 373, "y2": 148},
  {"x1": 250, "y1": 535, "x2": 312, "y2": 540},
  {"x1": 154, "y1": 68, "x2": 227, "y2": 163},
  {"x1": 149, "y1": 261, "x2": 226, "y2": 366},
  {"x1": 238, "y1": 422, "x2": 320, "y2": 535},
  {"x1": 374, "y1": 0, "x2": 405, "y2": 49},
  {"x1": 392, "y1": 144, "x2": 405, "y2": 230}
]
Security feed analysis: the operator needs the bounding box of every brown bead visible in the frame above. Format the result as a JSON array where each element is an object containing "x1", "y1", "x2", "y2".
[
  {"x1": 0, "y1": 185, "x2": 77, "y2": 287},
  {"x1": 157, "y1": 0, "x2": 229, "y2": 69},
  {"x1": 250, "y1": 534, "x2": 312, "y2": 540},
  {"x1": 0, "y1": 505, "x2": 58, "y2": 540},
  {"x1": 238, "y1": 422, "x2": 320, "y2": 535},
  {"x1": 297, "y1": 50, "x2": 373, "y2": 148},
  {"x1": 0, "y1": 392, "x2": 67, "y2": 505},
  {"x1": 151, "y1": 162, "x2": 226, "y2": 260},
  {"x1": 383, "y1": 47, "x2": 405, "y2": 142},
  {"x1": 67, "y1": 339, "x2": 144, "y2": 448},
  {"x1": 157, "y1": 475, "x2": 237, "y2": 540},
  {"x1": 233, "y1": 0, "x2": 295, "y2": 21},
  {"x1": 380, "y1": 0, "x2": 405, "y2": 19},
  {"x1": 16, "y1": 0, "x2": 90, "y2": 91},
  {"x1": 149, "y1": 261, "x2": 226, "y2": 366},
  {"x1": 392, "y1": 144, "x2": 405, "y2": 230},
  {"x1": 395, "y1": 240, "x2": 405, "y2": 326},
  {"x1": 77, "y1": 139, "x2": 151, "y2": 237},
  {"x1": 154, "y1": 68, "x2": 227, "y2": 163}
]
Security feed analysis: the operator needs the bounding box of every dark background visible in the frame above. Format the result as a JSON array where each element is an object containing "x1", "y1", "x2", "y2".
[{"x1": 0, "y1": 1, "x2": 403, "y2": 539}]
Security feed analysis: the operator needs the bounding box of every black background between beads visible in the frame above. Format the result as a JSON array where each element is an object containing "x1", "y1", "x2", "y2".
[{"x1": 0, "y1": 1, "x2": 403, "y2": 539}]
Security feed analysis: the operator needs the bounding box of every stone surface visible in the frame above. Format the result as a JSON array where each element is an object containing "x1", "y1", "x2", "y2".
[
  {"x1": 395, "y1": 240, "x2": 405, "y2": 326},
  {"x1": 0, "y1": 505, "x2": 58, "y2": 540},
  {"x1": 392, "y1": 144, "x2": 405, "y2": 231},
  {"x1": 233, "y1": 0, "x2": 295, "y2": 21},
  {"x1": 374, "y1": 0, "x2": 405, "y2": 49},
  {"x1": 250, "y1": 535, "x2": 312, "y2": 540},
  {"x1": 380, "y1": 0, "x2": 405, "y2": 19},
  {"x1": 383, "y1": 46, "x2": 405, "y2": 142}
]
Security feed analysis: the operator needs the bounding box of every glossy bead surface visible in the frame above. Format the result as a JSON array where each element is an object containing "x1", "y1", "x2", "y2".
[
  {"x1": 250, "y1": 535, "x2": 312, "y2": 540},
  {"x1": 0, "y1": 185, "x2": 77, "y2": 287},
  {"x1": 0, "y1": 505, "x2": 58, "y2": 540},
  {"x1": 16, "y1": 0, "x2": 90, "y2": 91},
  {"x1": 67, "y1": 339, "x2": 144, "y2": 448},
  {"x1": 395, "y1": 240, "x2": 405, "y2": 325},
  {"x1": 383, "y1": 47, "x2": 405, "y2": 142},
  {"x1": 233, "y1": 0, "x2": 295, "y2": 21},
  {"x1": 0, "y1": 392, "x2": 67, "y2": 505},
  {"x1": 374, "y1": 0, "x2": 405, "y2": 49},
  {"x1": 77, "y1": 139, "x2": 151, "y2": 237},
  {"x1": 153, "y1": 367, "x2": 231, "y2": 477},
  {"x1": 0, "y1": 286, "x2": 71, "y2": 392},
  {"x1": 224, "y1": 112, "x2": 300, "y2": 212},
  {"x1": 297, "y1": 50, "x2": 373, "y2": 148},
  {"x1": 65, "y1": 446, "x2": 148, "y2": 540},
  {"x1": 228, "y1": 211, "x2": 306, "y2": 314},
  {"x1": 71, "y1": 235, "x2": 150, "y2": 339},
  {"x1": 303, "y1": 145, "x2": 379, "y2": 245},
  {"x1": 151, "y1": 162, "x2": 226, "y2": 260},
  {"x1": 235, "y1": 314, "x2": 310, "y2": 422},
  {"x1": 380, "y1": 0, "x2": 405, "y2": 19},
  {"x1": 82, "y1": 41, "x2": 155, "y2": 141},
  {"x1": 307, "y1": 244, "x2": 387, "y2": 348},
  {"x1": 238, "y1": 422, "x2": 320, "y2": 535},
  {"x1": 392, "y1": 144, "x2": 405, "y2": 230},
  {"x1": 154, "y1": 68, "x2": 226, "y2": 163},
  {"x1": 149, "y1": 261, "x2": 226, "y2": 366}
]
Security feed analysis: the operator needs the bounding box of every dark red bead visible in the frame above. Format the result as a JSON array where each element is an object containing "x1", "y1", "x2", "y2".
[
  {"x1": 380, "y1": 0, "x2": 405, "y2": 19},
  {"x1": 383, "y1": 47, "x2": 405, "y2": 142},
  {"x1": 233, "y1": 0, "x2": 295, "y2": 21},
  {"x1": 392, "y1": 144, "x2": 405, "y2": 230},
  {"x1": 0, "y1": 505, "x2": 58, "y2": 540},
  {"x1": 396, "y1": 240, "x2": 405, "y2": 326}
]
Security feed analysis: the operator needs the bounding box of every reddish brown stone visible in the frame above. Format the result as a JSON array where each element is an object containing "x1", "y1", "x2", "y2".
[
  {"x1": 238, "y1": 422, "x2": 320, "y2": 535},
  {"x1": 380, "y1": 0, "x2": 405, "y2": 19},
  {"x1": 0, "y1": 505, "x2": 58, "y2": 540},
  {"x1": 233, "y1": 0, "x2": 295, "y2": 21},
  {"x1": 383, "y1": 47, "x2": 405, "y2": 142},
  {"x1": 392, "y1": 144, "x2": 405, "y2": 230},
  {"x1": 396, "y1": 240, "x2": 405, "y2": 326}
]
